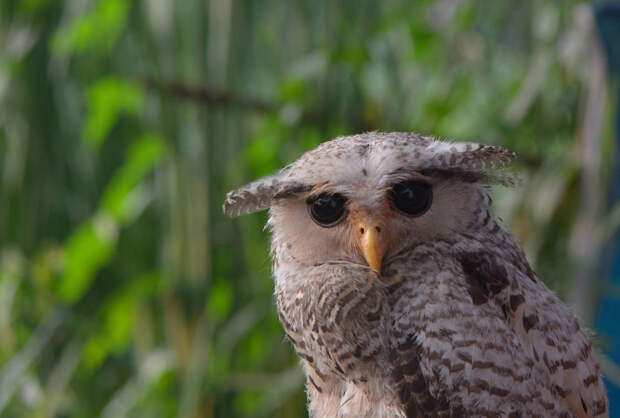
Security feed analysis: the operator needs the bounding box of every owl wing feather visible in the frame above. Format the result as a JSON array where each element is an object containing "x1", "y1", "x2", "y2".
[
  {"x1": 457, "y1": 237, "x2": 608, "y2": 418},
  {"x1": 387, "y1": 241, "x2": 608, "y2": 417},
  {"x1": 496, "y1": 259, "x2": 609, "y2": 418}
]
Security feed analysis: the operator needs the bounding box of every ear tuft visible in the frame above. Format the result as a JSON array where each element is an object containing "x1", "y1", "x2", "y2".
[
  {"x1": 423, "y1": 141, "x2": 519, "y2": 186},
  {"x1": 427, "y1": 142, "x2": 516, "y2": 171},
  {"x1": 462, "y1": 144, "x2": 517, "y2": 170},
  {"x1": 455, "y1": 144, "x2": 518, "y2": 186},
  {"x1": 223, "y1": 176, "x2": 311, "y2": 217},
  {"x1": 223, "y1": 176, "x2": 279, "y2": 217}
]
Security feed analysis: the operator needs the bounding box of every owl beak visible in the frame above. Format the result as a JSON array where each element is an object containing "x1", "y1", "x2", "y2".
[{"x1": 358, "y1": 221, "x2": 388, "y2": 273}]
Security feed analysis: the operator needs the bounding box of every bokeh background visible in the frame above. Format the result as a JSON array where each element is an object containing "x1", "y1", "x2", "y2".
[{"x1": 1, "y1": 1, "x2": 620, "y2": 417}]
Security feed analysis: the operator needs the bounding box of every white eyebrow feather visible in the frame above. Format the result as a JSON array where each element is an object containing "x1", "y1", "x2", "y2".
[{"x1": 223, "y1": 133, "x2": 518, "y2": 217}]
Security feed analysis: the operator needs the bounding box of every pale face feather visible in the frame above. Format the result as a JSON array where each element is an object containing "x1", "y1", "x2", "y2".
[{"x1": 268, "y1": 173, "x2": 482, "y2": 275}]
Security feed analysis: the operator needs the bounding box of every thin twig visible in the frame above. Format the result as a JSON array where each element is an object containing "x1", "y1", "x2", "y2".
[
  {"x1": 140, "y1": 77, "x2": 276, "y2": 112},
  {"x1": 0, "y1": 309, "x2": 65, "y2": 413}
]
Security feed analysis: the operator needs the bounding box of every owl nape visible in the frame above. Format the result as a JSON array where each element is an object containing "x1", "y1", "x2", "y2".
[{"x1": 224, "y1": 132, "x2": 608, "y2": 418}]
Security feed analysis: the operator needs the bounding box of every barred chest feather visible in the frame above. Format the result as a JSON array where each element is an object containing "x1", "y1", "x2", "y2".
[{"x1": 271, "y1": 232, "x2": 608, "y2": 417}]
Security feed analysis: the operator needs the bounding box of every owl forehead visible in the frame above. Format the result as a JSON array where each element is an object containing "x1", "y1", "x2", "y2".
[{"x1": 282, "y1": 134, "x2": 436, "y2": 189}]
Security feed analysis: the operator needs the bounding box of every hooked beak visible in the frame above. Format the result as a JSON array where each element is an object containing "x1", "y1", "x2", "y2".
[{"x1": 358, "y1": 217, "x2": 389, "y2": 273}]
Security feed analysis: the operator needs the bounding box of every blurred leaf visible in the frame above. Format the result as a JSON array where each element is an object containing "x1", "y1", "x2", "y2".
[
  {"x1": 207, "y1": 280, "x2": 234, "y2": 321},
  {"x1": 50, "y1": 0, "x2": 129, "y2": 57},
  {"x1": 234, "y1": 391, "x2": 261, "y2": 417},
  {"x1": 279, "y1": 79, "x2": 307, "y2": 104},
  {"x1": 56, "y1": 215, "x2": 117, "y2": 303},
  {"x1": 83, "y1": 78, "x2": 144, "y2": 147},
  {"x1": 18, "y1": 0, "x2": 51, "y2": 14},
  {"x1": 244, "y1": 116, "x2": 286, "y2": 177},
  {"x1": 56, "y1": 135, "x2": 165, "y2": 303},
  {"x1": 101, "y1": 134, "x2": 166, "y2": 222},
  {"x1": 83, "y1": 271, "x2": 163, "y2": 371}
]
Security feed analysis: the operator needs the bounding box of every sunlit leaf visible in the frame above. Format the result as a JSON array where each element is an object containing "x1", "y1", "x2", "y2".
[
  {"x1": 56, "y1": 215, "x2": 117, "y2": 303},
  {"x1": 56, "y1": 135, "x2": 165, "y2": 303},
  {"x1": 83, "y1": 78, "x2": 144, "y2": 147},
  {"x1": 245, "y1": 117, "x2": 286, "y2": 177},
  {"x1": 100, "y1": 134, "x2": 166, "y2": 222},
  {"x1": 50, "y1": 0, "x2": 129, "y2": 57}
]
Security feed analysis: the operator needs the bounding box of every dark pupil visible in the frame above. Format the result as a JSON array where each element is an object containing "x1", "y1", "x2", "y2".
[
  {"x1": 391, "y1": 181, "x2": 432, "y2": 216},
  {"x1": 310, "y1": 194, "x2": 346, "y2": 226}
]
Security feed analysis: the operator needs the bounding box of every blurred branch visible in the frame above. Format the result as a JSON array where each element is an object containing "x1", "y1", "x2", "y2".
[
  {"x1": 596, "y1": 202, "x2": 620, "y2": 245},
  {"x1": 43, "y1": 339, "x2": 83, "y2": 416},
  {"x1": 567, "y1": 9, "x2": 607, "y2": 322},
  {"x1": 140, "y1": 77, "x2": 276, "y2": 113},
  {"x1": 101, "y1": 349, "x2": 174, "y2": 418},
  {"x1": 504, "y1": 51, "x2": 550, "y2": 125},
  {"x1": 0, "y1": 310, "x2": 65, "y2": 413},
  {"x1": 0, "y1": 249, "x2": 24, "y2": 353},
  {"x1": 216, "y1": 303, "x2": 264, "y2": 353},
  {"x1": 177, "y1": 313, "x2": 212, "y2": 418}
]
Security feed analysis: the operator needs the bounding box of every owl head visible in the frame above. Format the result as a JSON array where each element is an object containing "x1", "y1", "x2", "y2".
[{"x1": 224, "y1": 132, "x2": 515, "y2": 273}]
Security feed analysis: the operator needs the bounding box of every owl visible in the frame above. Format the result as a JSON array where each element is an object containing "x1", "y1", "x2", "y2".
[{"x1": 223, "y1": 132, "x2": 608, "y2": 417}]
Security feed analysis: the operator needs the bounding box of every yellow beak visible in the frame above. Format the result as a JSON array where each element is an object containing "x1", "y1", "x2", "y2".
[{"x1": 358, "y1": 220, "x2": 389, "y2": 273}]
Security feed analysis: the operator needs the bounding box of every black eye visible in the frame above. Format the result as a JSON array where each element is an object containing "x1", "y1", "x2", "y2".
[
  {"x1": 390, "y1": 180, "x2": 432, "y2": 216},
  {"x1": 308, "y1": 194, "x2": 347, "y2": 227}
]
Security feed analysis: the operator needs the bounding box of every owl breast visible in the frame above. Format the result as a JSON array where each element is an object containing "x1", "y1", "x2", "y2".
[{"x1": 274, "y1": 261, "x2": 412, "y2": 417}]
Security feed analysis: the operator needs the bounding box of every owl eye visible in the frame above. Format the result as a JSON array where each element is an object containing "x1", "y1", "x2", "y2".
[
  {"x1": 308, "y1": 193, "x2": 347, "y2": 227},
  {"x1": 390, "y1": 180, "x2": 432, "y2": 216}
]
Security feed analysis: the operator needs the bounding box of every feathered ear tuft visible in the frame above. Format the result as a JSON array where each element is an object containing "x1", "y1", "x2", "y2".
[
  {"x1": 421, "y1": 141, "x2": 519, "y2": 186},
  {"x1": 223, "y1": 175, "x2": 280, "y2": 217},
  {"x1": 457, "y1": 143, "x2": 516, "y2": 170},
  {"x1": 426, "y1": 142, "x2": 516, "y2": 171},
  {"x1": 452, "y1": 143, "x2": 519, "y2": 186},
  {"x1": 223, "y1": 175, "x2": 311, "y2": 217}
]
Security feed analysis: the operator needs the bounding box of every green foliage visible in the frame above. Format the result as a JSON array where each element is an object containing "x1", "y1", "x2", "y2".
[
  {"x1": 207, "y1": 280, "x2": 234, "y2": 321},
  {"x1": 57, "y1": 217, "x2": 116, "y2": 303},
  {"x1": 0, "y1": 1, "x2": 614, "y2": 417},
  {"x1": 56, "y1": 134, "x2": 164, "y2": 303},
  {"x1": 83, "y1": 271, "x2": 162, "y2": 371},
  {"x1": 100, "y1": 134, "x2": 165, "y2": 220},
  {"x1": 83, "y1": 78, "x2": 144, "y2": 147},
  {"x1": 51, "y1": 0, "x2": 129, "y2": 57}
]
